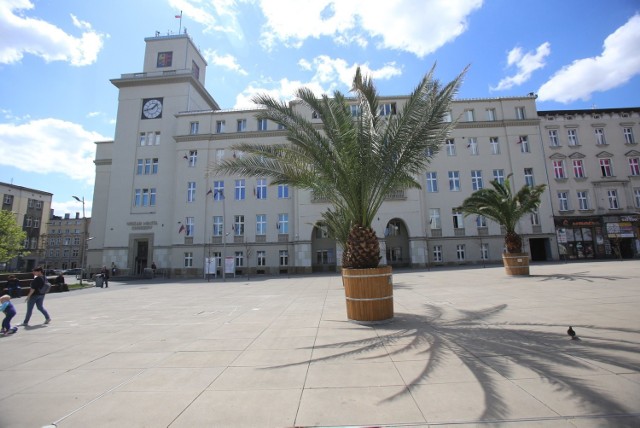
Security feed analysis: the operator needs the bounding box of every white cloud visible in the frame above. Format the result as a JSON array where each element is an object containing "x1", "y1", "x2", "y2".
[
  {"x1": 169, "y1": 0, "x2": 243, "y2": 36},
  {"x1": 538, "y1": 14, "x2": 640, "y2": 103},
  {"x1": 233, "y1": 56, "x2": 402, "y2": 109},
  {"x1": 202, "y1": 49, "x2": 248, "y2": 75},
  {"x1": 0, "y1": 0, "x2": 106, "y2": 66},
  {"x1": 257, "y1": 0, "x2": 483, "y2": 57},
  {"x1": 490, "y1": 42, "x2": 551, "y2": 91},
  {"x1": 0, "y1": 118, "x2": 105, "y2": 185}
]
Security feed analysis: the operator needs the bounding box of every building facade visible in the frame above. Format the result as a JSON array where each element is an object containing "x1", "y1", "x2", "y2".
[
  {"x1": 1, "y1": 182, "x2": 52, "y2": 271},
  {"x1": 88, "y1": 33, "x2": 638, "y2": 278},
  {"x1": 539, "y1": 108, "x2": 640, "y2": 260},
  {"x1": 43, "y1": 212, "x2": 91, "y2": 272}
]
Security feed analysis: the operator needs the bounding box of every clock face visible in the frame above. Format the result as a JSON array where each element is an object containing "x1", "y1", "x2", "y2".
[{"x1": 142, "y1": 98, "x2": 163, "y2": 119}]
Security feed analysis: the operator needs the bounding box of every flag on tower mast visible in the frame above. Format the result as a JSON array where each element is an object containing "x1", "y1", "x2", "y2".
[{"x1": 175, "y1": 11, "x2": 183, "y2": 34}]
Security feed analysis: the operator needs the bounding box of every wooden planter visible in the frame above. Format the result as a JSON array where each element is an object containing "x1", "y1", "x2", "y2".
[
  {"x1": 502, "y1": 253, "x2": 530, "y2": 276},
  {"x1": 342, "y1": 266, "x2": 394, "y2": 322}
]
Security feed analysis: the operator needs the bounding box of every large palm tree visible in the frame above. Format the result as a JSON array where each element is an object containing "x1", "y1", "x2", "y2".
[
  {"x1": 211, "y1": 65, "x2": 466, "y2": 269},
  {"x1": 459, "y1": 175, "x2": 546, "y2": 254}
]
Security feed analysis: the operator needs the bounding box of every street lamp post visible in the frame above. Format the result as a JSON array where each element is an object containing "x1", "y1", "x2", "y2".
[{"x1": 72, "y1": 195, "x2": 87, "y2": 285}]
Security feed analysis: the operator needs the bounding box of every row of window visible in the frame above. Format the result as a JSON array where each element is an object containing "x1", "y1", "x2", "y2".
[
  {"x1": 48, "y1": 237, "x2": 81, "y2": 246},
  {"x1": 442, "y1": 136, "x2": 530, "y2": 156},
  {"x1": 431, "y1": 243, "x2": 490, "y2": 263},
  {"x1": 184, "y1": 250, "x2": 289, "y2": 268},
  {"x1": 442, "y1": 106, "x2": 527, "y2": 123},
  {"x1": 552, "y1": 157, "x2": 639, "y2": 179},
  {"x1": 548, "y1": 127, "x2": 636, "y2": 147},
  {"x1": 557, "y1": 188, "x2": 640, "y2": 211},
  {"x1": 180, "y1": 213, "x2": 291, "y2": 237},
  {"x1": 22, "y1": 217, "x2": 41, "y2": 228},
  {"x1": 23, "y1": 237, "x2": 40, "y2": 249},
  {"x1": 426, "y1": 168, "x2": 536, "y2": 193},
  {"x1": 47, "y1": 228, "x2": 82, "y2": 235},
  {"x1": 427, "y1": 209, "x2": 540, "y2": 230},
  {"x1": 2, "y1": 196, "x2": 44, "y2": 209},
  {"x1": 47, "y1": 248, "x2": 80, "y2": 258}
]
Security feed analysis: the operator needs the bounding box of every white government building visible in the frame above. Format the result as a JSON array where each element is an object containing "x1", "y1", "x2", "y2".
[{"x1": 86, "y1": 33, "x2": 639, "y2": 278}]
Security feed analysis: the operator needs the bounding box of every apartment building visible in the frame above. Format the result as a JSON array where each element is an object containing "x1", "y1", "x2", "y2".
[
  {"x1": 43, "y1": 212, "x2": 91, "y2": 272},
  {"x1": 0, "y1": 182, "x2": 52, "y2": 271},
  {"x1": 539, "y1": 108, "x2": 640, "y2": 259}
]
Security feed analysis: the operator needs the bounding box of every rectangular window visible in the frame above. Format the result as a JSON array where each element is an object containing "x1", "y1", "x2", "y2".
[
  {"x1": 152, "y1": 158, "x2": 158, "y2": 174},
  {"x1": 476, "y1": 215, "x2": 487, "y2": 228},
  {"x1": 235, "y1": 251, "x2": 244, "y2": 267},
  {"x1": 136, "y1": 159, "x2": 143, "y2": 175},
  {"x1": 184, "y1": 251, "x2": 193, "y2": 267},
  {"x1": 558, "y1": 191, "x2": 569, "y2": 211},
  {"x1": 234, "y1": 215, "x2": 245, "y2": 236},
  {"x1": 190, "y1": 122, "x2": 199, "y2": 135},
  {"x1": 278, "y1": 213, "x2": 289, "y2": 234},
  {"x1": 157, "y1": 51, "x2": 173, "y2": 67},
  {"x1": 577, "y1": 191, "x2": 589, "y2": 210},
  {"x1": 379, "y1": 103, "x2": 397, "y2": 116},
  {"x1": 256, "y1": 179, "x2": 267, "y2": 199},
  {"x1": 258, "y1": 118, "x2": 268, "y2": 131},
  {"x1": 493, "y1": 169, "x2": 505, "y2": 185},
  {"x1": 448, "y1": 171, "x2": 460, "y2": 191},
  {"x1": 134, "y1": 188, "x2": 157, "y2": 207},
  {"x1": 468, "y1": 138, "x2": 478, "y2": 155},
  {"x1": 213, "y1": 216, "x2": 223, "y2": 236},
  {"x1": 279, "y1": 250, "x2": 289, "y2": 266},
  {"x1": 144, "y1": 158, "x2": 152, "y2": 174},
  {"x1": 573, "y1": 159, "x2": 585, "y2": 178},
  {"x1": 623, "y1": 127, "x2": 635, "y2": 144},
  {"x1": 429, "y1": 208, "x2": 441, "y2": 229},
  {"x1": 567, "y1": 129, "x2": 579, "y2": 146},
  {"x1": 465, "y1": 109, "x2": 475, "y2": 122},
  {"x1": 432, "y1": 245, "x2": 443, "y2": 262},
  {"x1": 278, "y1": 184, "x2": 289, "y2": 199},
  {"x1": 139, "y1": 132, "x2": 146, "y2": 146},
  {"x1": 524, "y1": 168, "x2": 534, "y2": 187},
  {"x1": 3, "y1": 195, "x2": 13, "y2": 204},
  {"x1": 519, "y1": 136, "x2": 530, "y2": 153},
  {"x1": 445, "y1": 139, "x2": 456, "y2": 156},
  {"x1": 213, "y1": 181, "x2": 224, "y2": 200},
  {"x1": 595, "y1": 128, "x2": 607, "y2": 145},
  {"x1": 235, "y1": 179, "x2": 246, "y2": 200},
  {"x1": 471, "y1": 170, "x2": 483, "y2": 190},
  {"x1": 548, "y1": 129, "x2": 559, "y2": 146},
  {"x1": 256, "y1": 214, "x2": 267, "y2": 235},
  {"x1": 185, "y1": 217, "x2": 194, "y2": 236},
  {"x1": 486, "y1": 108, "x2": 496, "y2": 121},
  {"x1": 187, "y1": 182, "x2": 196, "y2": 202},
  {"x1": 452, "y1": 209, "x2": 464, "y2": 229},
  {"x1": 634, "y1": 188, "x2": 640, "y2": 208},
  {"x1": 216, "y1": 120, "x2": 225, "y2": 133},
  {"x1": 426, "y1": 172, "x2": 438, "y2": 192},
  {"x1": 515, "y1": 106, "x2": 526, "y2": 120},
  {"x1": 188, "y1": 150, "x2": 197, "y2": 167},
  {"x1": 490, "y1": 137, "x2": 500, "y2": 154},
  {"x1": 600, "y1": 158, "x2": 613, "y2": 177},
  {"x1": 607, "y1": 190, "x2": 619, "y2": 209},
  {"x1": 257, "y1": 250, "x2": 266, "y2": 267},
  {"x1": 456, "y1": 244, "x2": 466, "y2": 261},
  {"x1": 553, "y1": 160, "x2": 566, "y2": 179},
  {"x1": 629, "y1": 158, "x2": 640, "y2": 176},
  {"x1": 237, "y1": 119, "x2": 246, "y2": 132}
]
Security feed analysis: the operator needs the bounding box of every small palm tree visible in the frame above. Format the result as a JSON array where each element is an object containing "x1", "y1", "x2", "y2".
[
  {"x1": 211, "y1": 65, "x2": 466, "y2": 269},
  {"x1": 458, "y1": 175, "x2": 546, "y2": 254}
]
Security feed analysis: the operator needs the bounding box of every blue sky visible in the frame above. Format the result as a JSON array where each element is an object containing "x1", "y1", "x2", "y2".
[{"x1": 1, "y1": 0, "x2": 639, "y2": 218}]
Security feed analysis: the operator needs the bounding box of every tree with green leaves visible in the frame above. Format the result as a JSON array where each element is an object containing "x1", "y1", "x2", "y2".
[
  {"x1": 458, "y1": 175, "x2": 546, "y2": 254},
  {"x1": 0, "y1": 209, "x2": 28, "y2": 263},
  {"x1": 211, "y1": 65, "x2": 466, "y2": 269}
]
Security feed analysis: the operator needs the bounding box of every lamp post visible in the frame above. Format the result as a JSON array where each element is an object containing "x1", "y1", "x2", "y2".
[{"x1": 72, "y1": 195, "x2": 87, "y2": 285}]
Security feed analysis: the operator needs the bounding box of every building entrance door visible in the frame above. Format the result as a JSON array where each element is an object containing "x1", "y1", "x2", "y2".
[{"x1": 135, "y1": 240, "x2": 148, "y2": 275}]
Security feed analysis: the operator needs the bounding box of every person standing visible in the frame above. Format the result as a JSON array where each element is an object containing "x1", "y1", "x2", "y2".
[
  {"x1": 20, "y1": 267, "x2": 51, "y2": 326},
  {"x1": 101, "y1": 266, "x2": 110, "y2": 288}
]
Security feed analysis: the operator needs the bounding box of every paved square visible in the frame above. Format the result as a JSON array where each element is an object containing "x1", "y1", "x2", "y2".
[{"x1": 1, "y1": 260, "x2": 639, "y2": 427}]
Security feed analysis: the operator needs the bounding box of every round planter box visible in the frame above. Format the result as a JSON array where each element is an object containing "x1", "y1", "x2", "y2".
[
  {"x1": 502, "y1": 253, "x2": 530, "y2": 276},
  {"x1": 342, "y1": 266, "x2": 394, "y2": 322}
]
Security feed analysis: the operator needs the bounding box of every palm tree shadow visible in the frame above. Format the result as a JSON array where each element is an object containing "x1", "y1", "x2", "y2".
[
  {"x1": 533, "y1": 271, "x2": 627, "y2": 282},
  {"x1": 263, "y1": 304, "x2": 640, "y2": 425}
]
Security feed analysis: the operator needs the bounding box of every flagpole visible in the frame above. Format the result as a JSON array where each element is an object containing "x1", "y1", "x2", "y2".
[{"x1": 176, "y1": 11, "x2": 183, "y2": 34}]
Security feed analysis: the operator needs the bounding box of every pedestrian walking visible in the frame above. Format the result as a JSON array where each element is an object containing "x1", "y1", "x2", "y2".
[
  {"x1": 101, "y1": 266, "x2": 110, "y2": 288},
  {"x1": 0, "y1": 295, "x2": 18, "y2": 335},
  {"x1": 20, "y1": 267, "x2": 51, "y2": 326}
]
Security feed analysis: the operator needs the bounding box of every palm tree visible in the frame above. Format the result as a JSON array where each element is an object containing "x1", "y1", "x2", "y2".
[
  {"x1": 458, "y1": 174, "x2": 546, "y2": 254},
  {"x1": 210, "y1": 65, "x2": 466, "y2": 269}
]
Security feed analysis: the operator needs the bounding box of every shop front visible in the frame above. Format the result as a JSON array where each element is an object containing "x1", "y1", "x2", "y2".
[{"x1": 555, "y1": 217, "x2": 601, "y2": 260}]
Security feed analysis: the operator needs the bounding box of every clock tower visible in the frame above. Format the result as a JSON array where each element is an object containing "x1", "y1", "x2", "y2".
[{"x1": 89, "y1": 33, "x2": 219, "y2": 274}]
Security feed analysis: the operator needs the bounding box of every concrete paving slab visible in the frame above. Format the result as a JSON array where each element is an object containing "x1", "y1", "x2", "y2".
[{"x1": 0, "y1": 260, "x2": 639, "y2": 427}]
